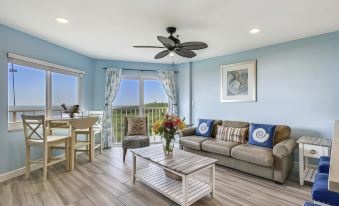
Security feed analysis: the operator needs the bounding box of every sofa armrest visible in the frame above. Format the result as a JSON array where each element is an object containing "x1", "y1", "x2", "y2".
[
  {"x1": 273, "y1": 138, "x2": 297, "y2": 158},
  {"x1": 181, "y1": 127, "x2": 197, "y2": 137}
]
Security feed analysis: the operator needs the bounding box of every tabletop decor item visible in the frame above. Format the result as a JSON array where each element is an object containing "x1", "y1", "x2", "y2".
[
  {"x1": 220, "y1": 60, "x2": 257, "y2": 102},
  {"x1": 61, "y1": 104, "x2": 80, "y2": 118},
  {"x1": 152, "y1": 114, "x2": 185, "y2": 156}
]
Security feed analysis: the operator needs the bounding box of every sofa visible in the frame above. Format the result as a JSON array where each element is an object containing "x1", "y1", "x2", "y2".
[{"x1": 179, "y1": 120, "x2": 297, "y2": 183}]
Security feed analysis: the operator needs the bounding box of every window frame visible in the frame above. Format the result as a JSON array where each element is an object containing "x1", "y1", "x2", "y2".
[{"x1": 7, "y1": 54, "x2": 84, "y2": 131}]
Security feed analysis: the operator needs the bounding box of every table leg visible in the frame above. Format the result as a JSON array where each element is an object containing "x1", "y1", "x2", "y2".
[
  {"x1": 132, "y1": 154, "x2": 136, "y2": 183},
  {"x1": 89, "y1": 126, "x2": 94, "y2": 161},
  {"x1": 182, "y1": 175, "x2": 188, "y2": 206},
  {"x1": 210, "y1": 164, "x2": 215, "y2": 198},
  {"x1": 299, "y1": 143, "x2": 304, "y2": 185},
  {"x1": 69, "y1": 128, "x2": 76, "y2": 170}
]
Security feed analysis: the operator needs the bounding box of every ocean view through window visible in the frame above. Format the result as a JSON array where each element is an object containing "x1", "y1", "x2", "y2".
[
  {"x1": 7, "y1": 56, "x2": 82, "y2": 131},
  {"x1": 112, "y1": 78, "x2": 169, "y2": 143}
]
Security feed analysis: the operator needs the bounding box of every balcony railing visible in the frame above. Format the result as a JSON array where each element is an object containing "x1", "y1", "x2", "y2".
[
  {"x1": 112, "y1": 106, "x2": 168, "y2": 144},
  {"x1": 8, "y1": 106, "x2": 168, "y2": 143}
]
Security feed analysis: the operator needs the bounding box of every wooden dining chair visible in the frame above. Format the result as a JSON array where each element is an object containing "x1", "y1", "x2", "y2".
[
  {"x1": 68, "y1": 117, "x2": 98, "y2": 168},
  {"x1": 22, "y1": 115, "x2": 70, "y2": 181},
  {"x1": 74, "y1": 111, "x2": 104, "y2": 154}
]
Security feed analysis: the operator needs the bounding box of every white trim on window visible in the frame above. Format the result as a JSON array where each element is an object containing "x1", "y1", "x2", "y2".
[
  {"x1": 7, "y1": 56, "x2": 84, "y2": 131},
  {"x1": 7, "y1": 53, "x2": 85, "y2": 78}
]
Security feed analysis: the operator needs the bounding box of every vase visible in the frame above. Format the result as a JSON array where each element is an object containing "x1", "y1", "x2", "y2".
[{"x1": 162, "y1": 136, "x2": 175, "y2": 156}]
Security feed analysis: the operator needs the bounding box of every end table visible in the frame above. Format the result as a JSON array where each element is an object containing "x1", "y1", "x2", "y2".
[{"x1": 297, "y1": 136, "x2": 331, "y2": 185}]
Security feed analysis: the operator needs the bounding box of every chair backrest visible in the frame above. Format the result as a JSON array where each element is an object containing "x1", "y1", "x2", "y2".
[
  {"x1": 88, "y1": 111, "x2": 104, "y2": 129},
  {"x1": 22, "y1": 115, "x2": 47, "y2": 142}
]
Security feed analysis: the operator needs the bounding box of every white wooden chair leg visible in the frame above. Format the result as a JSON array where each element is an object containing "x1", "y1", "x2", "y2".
[
  {"x1": 86, "y1": 134, "x2": 89, "y2": 154},
  {"x1": 42, "y1": 145, "x2": 48, "y2": 181},
  {"x1": 48, "y1": 146, "x2": 52, "y2": 162},
  {"x1": 25, "y1": 144, "x2": 31, "y2": 179},
  {"x1": 100, "y1": 133, "x2": 103, "y2": 154},
  {"x1": 65, "y1": 139, "x2": 70, "y2": 171}
]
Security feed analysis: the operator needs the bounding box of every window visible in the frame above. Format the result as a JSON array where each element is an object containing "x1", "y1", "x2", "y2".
[
  {"x1": 112, "y1": 77, "x2": 169, "y2": 143},
  {"x1": 8, "y1": 64, "x2": 46, "y2": 124},
  {"x1": 7, "y1": 53, "x2": 84, "y2": 131},
  {"x1": 52, "y1": 73, "x2": 78, "y2": 117}
]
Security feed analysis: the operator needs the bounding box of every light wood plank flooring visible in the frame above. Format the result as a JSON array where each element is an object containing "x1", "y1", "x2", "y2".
[{"x1": 0, "y1": 147, "x2": 311, "y2": 206}]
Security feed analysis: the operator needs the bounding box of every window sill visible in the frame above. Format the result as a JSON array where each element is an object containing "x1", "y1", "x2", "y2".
[{"x1": 8, "y1": 123, "x2": 23, "y2": 132}]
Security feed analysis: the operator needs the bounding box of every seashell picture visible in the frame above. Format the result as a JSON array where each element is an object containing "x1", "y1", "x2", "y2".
[{"x1": 221, "y1": 60, "x2": 257, "y2": 102}]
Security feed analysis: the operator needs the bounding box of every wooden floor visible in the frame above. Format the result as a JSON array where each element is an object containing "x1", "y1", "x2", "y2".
[{"x1": 0, "y1": 147, "x2": 311, "y2": 206}]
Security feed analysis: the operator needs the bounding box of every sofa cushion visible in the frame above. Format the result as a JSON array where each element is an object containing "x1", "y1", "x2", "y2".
[
  {"x1": 231, "y1": 144, "x2": 274, "y2": 167},
  {"x1": 222, "y1": 120, "x2": 250, "y2": 128},
  {"x1": 196, "y1": 119, "x2": 215, "y2": 137},
  {"x1": 211, "y1": 120, "x2": 222, "y2": 138},
  {"x1": 312, "y1": 173, "x2": 339, "y2": 206},
  {"x1": 248, "y1": 123, "x2": 276, "y2": 148},
  {"x1": 215, "y1": 125, "x2": 248, "y2": 143},
  {"x1": 274, "y1": 125, "x2": 291, "y2": 145},
  {"x1": 179, "y1": 135, "x2": 208, "y2": 150},
  {"x1": 202, "y1": 139, "x2": 241, "y2": 156}
]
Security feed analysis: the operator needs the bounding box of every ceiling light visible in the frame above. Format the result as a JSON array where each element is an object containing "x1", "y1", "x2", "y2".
[
  {"x1": 55, "y1": 17, "x2": 69, "y2": 24},
  {"x1": 249, "y1": 28, "x2": 260, "y2": 34},
  {"x1": 169, "y1": 51, "x2": 175, "y2": 57}
]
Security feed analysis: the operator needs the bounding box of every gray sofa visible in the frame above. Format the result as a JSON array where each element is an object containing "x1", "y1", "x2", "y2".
[{"x1": 179, "y1": 120, "x2": 297, "y2": 183}]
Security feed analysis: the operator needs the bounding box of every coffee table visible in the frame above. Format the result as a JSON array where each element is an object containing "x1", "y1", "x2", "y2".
[{"x1": 131, "y1": 145, "x2": 217, "y2": 206}]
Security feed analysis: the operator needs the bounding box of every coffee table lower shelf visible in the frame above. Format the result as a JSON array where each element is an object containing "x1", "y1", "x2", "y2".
[{"x1": 135, "y1": 166, "x2": 212, "y2": 206}]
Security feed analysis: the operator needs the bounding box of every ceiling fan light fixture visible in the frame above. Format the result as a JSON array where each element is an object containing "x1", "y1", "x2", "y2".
[
  {"x1": 55, "y1": 17, "x2": 69, "y2": 24},
  {"x1": 169, "y1": 51, "x2": 175, "y2": 57},
  {"x1": 249, "y1": 28, "x2": 261, "y2": 34}
]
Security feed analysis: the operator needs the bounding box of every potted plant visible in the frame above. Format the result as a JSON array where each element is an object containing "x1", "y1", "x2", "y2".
[{"x1": 152, "y1": 114, "x2": 185, "y2": 156}]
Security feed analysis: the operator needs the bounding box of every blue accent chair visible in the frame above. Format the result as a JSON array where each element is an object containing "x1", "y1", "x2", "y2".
[
  {"x1": 312, "y1": 173, "x2": 339, "y2": 206},
  {"x1": 319, "y1": 156, "x2": 330, "y2": 174}
]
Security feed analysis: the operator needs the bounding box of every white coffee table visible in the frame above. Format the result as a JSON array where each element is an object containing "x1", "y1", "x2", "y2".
[{"x1": 131, "y1": 145, "x2": 217, "y2": 206}]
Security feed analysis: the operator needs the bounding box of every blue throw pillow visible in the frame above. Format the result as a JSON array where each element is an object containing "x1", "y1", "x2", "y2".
[
  {"x1": 248, "y1": 123, "x2": 276, "y2": 148},
  {"x1": 195, "y1": 119, "x2": 215, "y2": 137}
]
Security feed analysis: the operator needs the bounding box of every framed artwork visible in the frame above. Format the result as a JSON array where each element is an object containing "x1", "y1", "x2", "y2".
[{"x1": 220, "y1": 60, "x2": 257, "y2": 102}]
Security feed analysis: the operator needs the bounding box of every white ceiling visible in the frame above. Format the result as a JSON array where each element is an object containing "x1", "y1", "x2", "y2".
[{"x1": 0, "y1": 0, "x2": 339, "y2": 64}]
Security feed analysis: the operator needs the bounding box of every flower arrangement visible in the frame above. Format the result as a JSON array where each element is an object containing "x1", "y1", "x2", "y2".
[{"x1": 152, "y1": 114, "x2": 185, "y2": 155}]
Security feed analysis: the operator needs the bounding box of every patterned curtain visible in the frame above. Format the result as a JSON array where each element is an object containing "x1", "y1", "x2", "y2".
[
  {"x1": 157, "y1": 71, "x2": 178, "y2": 115},
  {"x1": 102, "y1": 68, "x2": 122, "y2": 148}
]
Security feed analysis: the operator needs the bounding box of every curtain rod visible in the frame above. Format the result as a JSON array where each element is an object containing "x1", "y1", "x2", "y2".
[{"x1": 101, "y1": 67, "x2": 178, "y2": 73}]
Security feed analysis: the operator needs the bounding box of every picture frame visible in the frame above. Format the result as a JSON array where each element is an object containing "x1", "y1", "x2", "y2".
[{"x1": 220, "y1": 60, "x2": 257, "y2": 102}]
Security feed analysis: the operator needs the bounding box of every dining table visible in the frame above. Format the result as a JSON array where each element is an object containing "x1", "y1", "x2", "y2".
[{"x1": 46, "y1": 116, "x2": 98, "y2": 171}]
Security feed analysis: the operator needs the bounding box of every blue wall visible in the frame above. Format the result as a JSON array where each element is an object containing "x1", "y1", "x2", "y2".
[
  {"x1": 0, "y1": 24, "x2": 96, "y2": 175},
  {"x1": 92, "y1": 59, "x2": 173, "y2": 110},
  {"x1": 177, "y1": 31, "x2": 339, "y2": 139},
  {"x1": 1, "y1": 22, "x2": 339, "y2": 176},
  {"x1": 0, "y1": 25, "x2": 173, "y2": 175}
]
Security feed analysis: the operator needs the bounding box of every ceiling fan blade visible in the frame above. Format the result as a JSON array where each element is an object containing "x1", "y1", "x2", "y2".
[
  {"x1": 154, "y1": 50, "x2": 170, "y2": 59},
  {"x1": 178, "y1": 42, "x2": 208, "y2": 50},
  {"x1": 175, "y1": 49, "x2": 196, "y2": 58},
  {"x1": 157, "y1": 36, "x2": 175, "y2": 47},
  {"x1": 133, "y1": 46, "x2": 165, "y2": 48}
]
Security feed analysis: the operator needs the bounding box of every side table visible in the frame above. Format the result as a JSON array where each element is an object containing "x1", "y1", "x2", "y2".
[{"x1": 297, "y1": 136, "x2": 331, "y2": 185}]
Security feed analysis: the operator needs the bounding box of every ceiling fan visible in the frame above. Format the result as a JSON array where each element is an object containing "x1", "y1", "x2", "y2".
[{"x1": 133, "y1": 27, "x2": 208, "y2": 59}]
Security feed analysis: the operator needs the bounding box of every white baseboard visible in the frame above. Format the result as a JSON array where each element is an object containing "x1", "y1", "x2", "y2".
[{"x1": 0, "y1": 154, "x2": 65, "y2": 183}]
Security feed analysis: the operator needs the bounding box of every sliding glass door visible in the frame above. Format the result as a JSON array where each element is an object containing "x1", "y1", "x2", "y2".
[{"x1": 112, "y1": 77, "x2": 168, "y2": 144}]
